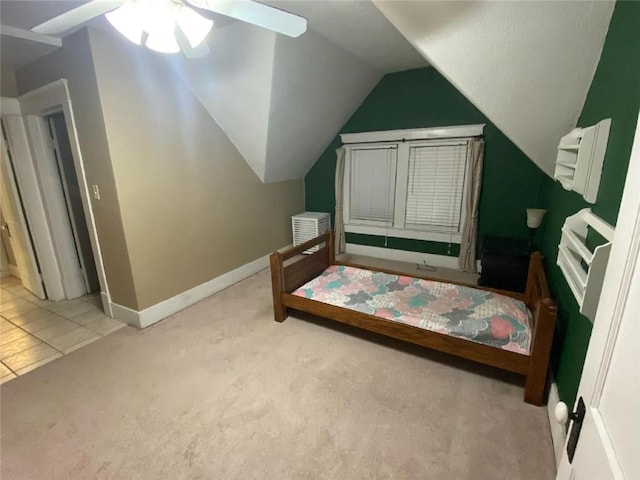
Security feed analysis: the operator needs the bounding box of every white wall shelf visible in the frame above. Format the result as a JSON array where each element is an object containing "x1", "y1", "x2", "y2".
[
  {"x1": 557, "y1": 208, "x2": 614, "y2": 322},
  {"x1": 554, "y1": 118, "x2": 611, "y2": 203}
]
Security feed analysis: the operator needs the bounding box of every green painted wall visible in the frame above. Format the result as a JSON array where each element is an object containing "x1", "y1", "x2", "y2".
[
  {"x1": 305, "y1": 67, "x2": 544, "y2": 255},
  {"x1": 539, "y1": 1, "x2": 640, "y2": 409}
]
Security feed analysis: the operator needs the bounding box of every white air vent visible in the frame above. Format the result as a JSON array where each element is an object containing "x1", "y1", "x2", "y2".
[{"x1": 292, "y1": 212, "x2": 331, "y2": 254}]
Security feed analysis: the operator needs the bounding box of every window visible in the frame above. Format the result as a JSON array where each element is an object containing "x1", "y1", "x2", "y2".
[
  {"x1": 349, "y1": 146, "x2": 396, "y2": 224},
  {"x1": 342, "y1": 126, "x2": 482, "y2": 243}
]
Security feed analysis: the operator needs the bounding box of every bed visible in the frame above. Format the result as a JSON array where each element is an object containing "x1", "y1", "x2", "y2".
[{"x1": 269, "y1": 230, "x2": 557, "y2": 405}]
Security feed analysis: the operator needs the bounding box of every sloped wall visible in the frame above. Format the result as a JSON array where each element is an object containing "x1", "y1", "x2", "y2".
[
  {"x1": 539, "y1": 1, "x2": 640, "y2": 409},
  {"x1": 168, "y1": 23, "x2": 276, "y2": 181},
  {"x1": 374, "y1": 0, "x2": 614, "y2": 177},
  {"x1": 169, "y1": 24, "x2": 381, "y2": 183},
  {"x1": 264, "y1": 30, "x2": 381, "y2": 182}
]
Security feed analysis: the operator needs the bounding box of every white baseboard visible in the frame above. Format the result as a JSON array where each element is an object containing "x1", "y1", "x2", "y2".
[
  {"x1": 9, "y1": 264, "x2": 20, "y2": 278},
  {"x1": 109, "y1": 249, "x2": 282, "y2": 329},
  {"x1": 345, "y1": 243, "x2": 482, "y2": 272},
  {"x1": 110, "y1": 301, "x2": 139, "y2": 327},
  {"x1": 0, "y1": 269, "x2": 10, "y2": 278},
  {"x1": 547, "y1": 378, "x2": 567, "y2": 466},
  {"x1": 100, "y1": 291, "x2": 113, "y2": 317}
]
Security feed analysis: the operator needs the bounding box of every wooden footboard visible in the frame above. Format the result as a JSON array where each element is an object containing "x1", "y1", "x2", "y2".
[
  {"x1": 269, "y1": 230, "x2": 334, "y2": 322},
  {"x1": 270, "y1": 231, "x2": 557, "y2": 405}
]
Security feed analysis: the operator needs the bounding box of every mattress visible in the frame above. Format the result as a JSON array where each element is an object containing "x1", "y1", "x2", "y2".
[{"x1": 292, "y1": 265, "x2": 532, "y2": 355}]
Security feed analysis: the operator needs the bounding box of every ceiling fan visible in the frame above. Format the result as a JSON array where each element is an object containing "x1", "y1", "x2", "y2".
[{"x1": 31, "y1": 0, "x2": 307, "y2": 58}]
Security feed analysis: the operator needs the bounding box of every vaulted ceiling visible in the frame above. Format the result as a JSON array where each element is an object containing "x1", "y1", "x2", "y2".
[{"x1": 0, "y1": 0, "x2": 615, "y2": 182}]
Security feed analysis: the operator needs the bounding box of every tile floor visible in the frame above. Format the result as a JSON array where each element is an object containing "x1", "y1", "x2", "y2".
[{"x1": 0, "y1": 276, "x2": 125, "y2": 384}]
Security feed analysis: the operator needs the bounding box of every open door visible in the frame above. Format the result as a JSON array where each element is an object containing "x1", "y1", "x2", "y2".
[
  {"x1": 556, "y1": 115, "x2": 640, "y2": 479},
  {"x1": 0, "y1": 120, "x2": 46, "y2": 299}
]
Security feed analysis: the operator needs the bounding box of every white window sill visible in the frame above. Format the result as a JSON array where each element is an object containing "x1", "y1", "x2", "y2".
[{"x1": 345, "y1": 224, "x2": 462, "y2": 244}]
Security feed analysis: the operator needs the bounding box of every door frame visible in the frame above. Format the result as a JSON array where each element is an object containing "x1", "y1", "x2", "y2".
[{"x1": 17, "y1": 80, "x2": 112, "y2": 314}]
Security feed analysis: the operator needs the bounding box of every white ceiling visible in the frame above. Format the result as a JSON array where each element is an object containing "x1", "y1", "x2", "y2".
[
  {"x1": 263, "y1": 0, "x2": 426, "y2": 73},
  {"x1": 0, "y1": 0, "x2": 426, "y2": 73}
]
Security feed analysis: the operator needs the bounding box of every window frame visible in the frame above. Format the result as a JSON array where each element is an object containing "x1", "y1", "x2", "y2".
[{"x1": 342, "y1": 127, "x2": 483, "y2": 244}]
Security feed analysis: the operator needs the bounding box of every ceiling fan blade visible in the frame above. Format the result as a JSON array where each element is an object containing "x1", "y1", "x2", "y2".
[
  {"x1": 32, "y1": 0, "x2": 125, "y2": 35},
  {"x1": 186, "y1": 0, "x2": 306, "y2": 38}
]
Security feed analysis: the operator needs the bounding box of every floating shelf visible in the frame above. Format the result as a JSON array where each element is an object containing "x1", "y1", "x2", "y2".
[
  {"x1": 554, "y1": 119, "x2": 611, "y2": 203},
  {"x1": 557, "y1": 208, "x2": 614, "y2": 322}
]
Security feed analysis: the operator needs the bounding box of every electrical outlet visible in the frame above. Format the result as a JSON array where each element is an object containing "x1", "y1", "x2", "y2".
[{"x1": 92, "y1": 185, "x2": 100, "y2": 200}]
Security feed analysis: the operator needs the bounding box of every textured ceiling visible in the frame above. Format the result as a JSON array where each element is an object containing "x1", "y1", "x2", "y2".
[{"x1": 263, "y1": 0, "x2": 427, "y2": 73}]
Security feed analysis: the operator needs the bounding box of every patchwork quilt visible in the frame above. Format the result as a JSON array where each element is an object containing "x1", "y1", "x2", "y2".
[{"x1": 292, "y1": 265, "x2": 532, "y2": 355}]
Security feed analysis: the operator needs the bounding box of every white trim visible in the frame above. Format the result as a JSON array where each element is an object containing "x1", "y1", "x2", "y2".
[
  {"x1": 0, "y1": 270, "x2": 11, "y2": 278},
  {"x1": 18, "y1": 79, "x2": 110, "y2": 303},
  {"x1": 0, "y1": 25, "x2": 62, "y2": 47},
  {"x1": 1, "y1": 98, "x2": 21, "y2": 115},
  {"x1": 341, "y1": 124, "x2": 485, "y2": 144},
  {"x1": 345, "y1": 242, "x2": 481, "y2": 272},
  {"x1": 109, "y1": 301, "x2": 139, "y2": 327},
  {"x1": 100, "y1": 291, "x2": 113, "y2": 317},
  {"x1": 546, "y1": 377, "x2": 567, "y2": 467},
  {"x1": 109, "y1": 248, "x2": 287, "y2": 329}
]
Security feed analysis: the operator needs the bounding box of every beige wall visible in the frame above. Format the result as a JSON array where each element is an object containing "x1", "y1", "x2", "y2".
[
  {"x1": 1, "y1": 68, "x2": 19, "y2": 97},
  {"x1": 87, "y1": 27, "x2": 303, "y2": 309},
  {"x1": 16, "y1": 29, "x2": 138, "y2": 308}
]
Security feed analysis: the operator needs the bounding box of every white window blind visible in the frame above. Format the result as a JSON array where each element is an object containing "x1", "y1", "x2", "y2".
[
  {"x1": 405, "y1": 143, "x2": 467, "y2": 231},
  {"x1": 350, "y1": 147, "x2": 396, "y2": 224}
]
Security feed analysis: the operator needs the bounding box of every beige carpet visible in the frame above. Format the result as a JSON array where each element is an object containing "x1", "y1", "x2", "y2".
[{"x1": 0, "y1": 269, "x2": 555, "y2": 480}]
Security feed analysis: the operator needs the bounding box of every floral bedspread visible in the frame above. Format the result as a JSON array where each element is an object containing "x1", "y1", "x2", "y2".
[{"x1": 292, "y1": 265, "x2": 532, "y2": 355}]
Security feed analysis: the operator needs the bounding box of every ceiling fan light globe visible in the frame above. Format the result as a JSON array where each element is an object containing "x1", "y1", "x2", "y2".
[
  {"x1": 145, "y1": 31, "x2": 181, "y2": 53},
  {"x1": 105, "y1": 2, "x2": 146, "y2": 46},
  {"x1": 141, "y1": 0, "x2": 180, "y2": 53}
]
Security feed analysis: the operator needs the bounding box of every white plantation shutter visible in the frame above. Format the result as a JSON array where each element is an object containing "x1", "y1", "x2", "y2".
[
  {"x1": 350, "y1": 147, "x2": 396, "y2": 224},
  {"x1": 405, "y1": 143, "x2": 468, "y2": 231}
]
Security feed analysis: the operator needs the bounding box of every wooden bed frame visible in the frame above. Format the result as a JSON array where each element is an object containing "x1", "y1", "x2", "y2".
[{"x1": 270, "y1": 230, "x2": 557, "y2": 405}]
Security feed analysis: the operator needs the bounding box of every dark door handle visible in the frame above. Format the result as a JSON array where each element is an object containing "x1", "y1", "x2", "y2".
[{"x1": 567, "y1": 396, "x2": 586, "y2": 463}]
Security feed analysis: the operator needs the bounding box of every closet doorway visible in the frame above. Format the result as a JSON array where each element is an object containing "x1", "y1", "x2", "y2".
[{"x1": 44, "y1": 111, "x2": 99, "y2": 295}]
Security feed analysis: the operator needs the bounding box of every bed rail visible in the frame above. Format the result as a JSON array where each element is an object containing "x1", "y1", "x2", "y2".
[{"x1": 523, "y1": 252, "x2": 557, "y2": 404}]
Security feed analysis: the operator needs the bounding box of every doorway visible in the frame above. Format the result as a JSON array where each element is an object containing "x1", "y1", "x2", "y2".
[
  {"x1": 44, "y1": 111, "x2": 99, "y2": 295},
  {"x1": 0, "y1": 111, "x2": 99, "y2": 299},
  {"x1": 2, "y1": 80, "x2": 112, "y2": 314}
]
